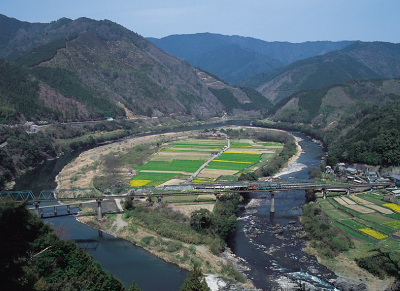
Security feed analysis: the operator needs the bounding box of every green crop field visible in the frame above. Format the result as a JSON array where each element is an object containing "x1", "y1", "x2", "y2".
[
  {"x1": 353, "y1": 217, "x2": 394, "y2": 234},
  {"x1": 324, "y1": 208, "x2": 353, "y2": 221},
  {"x1": 170, "y1": 159, "x2": 206, "y2": 170},
  {"x1": 359, "y1": 213, "x2": 396, "y2": 224},
  {"x1": 332, "y1": 222, "x2": 377, "y2": 244},
  {"x1": 231, "y1": 142, "x2": 252, "y2": 147},
  {"x1": 388, "y1": 213, "x2": 400, "y2": 220},
  {"x1": 170, "y1": 141, "x2": 226, "y2": 148},
  {"x1": 321, "y1": 194, "x2": 400, "y2": 248},
  {"x1": 130, "y1": 172, "x2": 178, "y2": 187},
  {"x1": 135, "y1": 161, "x2": 171, "y2": 171},
  {"x1": 207, "y1": 161, "x2": 249, "y2": 171},
  {"x1": 262, "y1": 142, "x2": 283, "y2": 147},
  {"x1": 357, "y1": 194, "x2": 386, "y2": 206},
  {"x1": 341, "y1": 219, "x2": 367, "y2": 230},
  {"x1": 161, "y1": 149, "x2": 214, "y2": 153},
  {"x1": 135, "y1": 159, "x2": 206, "y2": 172},
  {"x1": 215, "y1": 153, "x2": 261, "y2": 163},
  {"x1": 385, "y1": 220, "x2": 400, "y2": 230}
]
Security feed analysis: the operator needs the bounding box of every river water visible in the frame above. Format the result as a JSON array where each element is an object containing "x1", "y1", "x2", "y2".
[
  {"x1": 227, "y1": 133, "x2": 339, "y2": 290},
  {"x1": 13, "y1": 122, "x2": 337, "y2": 290}
]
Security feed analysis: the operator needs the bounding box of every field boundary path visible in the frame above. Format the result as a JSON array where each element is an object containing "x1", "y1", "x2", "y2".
[{"x1": 184, "y1": 139, "x2": 231, "y2": 184}]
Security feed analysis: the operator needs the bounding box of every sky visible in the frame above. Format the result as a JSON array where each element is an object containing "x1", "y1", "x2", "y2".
[{"x1": 2, "y1": 0, "x2": 400, "y2": 43}]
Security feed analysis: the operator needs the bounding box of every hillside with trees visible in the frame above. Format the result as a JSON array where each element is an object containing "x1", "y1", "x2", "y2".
[
  {"x1": 0, "y1": 14, "x2": 272, "y2": 123},
  {"x1": 0, "y1": 201, "x2": 131, "y2": 290},
  {"x1": 241, "y1": 41, "x2": 400, "y2": 104},
  {"x1": 254, "y1": 78, "x2": 400, "y2": 168}
]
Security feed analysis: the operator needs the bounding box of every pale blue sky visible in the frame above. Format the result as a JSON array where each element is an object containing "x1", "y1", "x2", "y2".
[{"x1": 2, "y1": 0, "x2": 399, "y2": 43}]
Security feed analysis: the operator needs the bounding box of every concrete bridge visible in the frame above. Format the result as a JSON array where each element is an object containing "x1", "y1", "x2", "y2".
[{"x1": 1, "y1": 180, "x2": 392, "y2": 219}]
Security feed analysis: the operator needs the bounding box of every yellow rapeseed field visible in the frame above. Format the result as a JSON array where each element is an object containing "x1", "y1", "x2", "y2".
[
  {"x1": 384, "y1": 220, "x2": 400, "y2": 229},
  {"x1": 359, "y1": 228, "x2": 388, "y2": 240},
  {"x1": 383, "y1": 203, "x2": 400, "y2": 213},
  {"x1": 130, "y1": 179, "x2": 151, "y2": 187}
]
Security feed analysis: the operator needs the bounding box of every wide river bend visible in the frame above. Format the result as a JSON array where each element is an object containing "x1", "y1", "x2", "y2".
[{"x1": 14, "y1": 121, "x2": 337, "y2": 290}]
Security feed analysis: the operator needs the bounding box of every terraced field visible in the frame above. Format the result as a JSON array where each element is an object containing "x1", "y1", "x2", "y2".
[{"x1": 320, "y1": 193, "x2": 400, "y2": 250}]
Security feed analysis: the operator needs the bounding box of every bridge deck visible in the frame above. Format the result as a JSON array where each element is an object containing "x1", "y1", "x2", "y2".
[{"x1": 0, "y1": 181, "x2": 391, "y2": 202}]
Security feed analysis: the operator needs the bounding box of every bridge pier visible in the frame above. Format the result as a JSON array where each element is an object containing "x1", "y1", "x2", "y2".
[
  {"x1": 346, "y1": 188, "x2": 350, "y2": 195},
  {"x1": 214, "y1": 193, "x2": 220, "y2": 201},
  {"x1": 34, "y1": 202, "x2": 40, "y2": 216},
  {"x1": 270, "y1": 192, "x2": 275, "y2": 213},
  {"x1": 54, "y1": 206, "x2": 57, "y2": 216},
  {"x1": 67, "y1": 205, "x2": 71, "y2": 214},
  {"x1": 157, "y1": 196, "x2": 162, "y2": 203},
  {"x1": 40, "y1": 209, "x2": 43, "y2": 218},
  {"x1": 322, "y1": 188, "x2": 326, "y2": 199},
  {"x1": 96, "y1": 199, "x2": 103, "y2": 220}
]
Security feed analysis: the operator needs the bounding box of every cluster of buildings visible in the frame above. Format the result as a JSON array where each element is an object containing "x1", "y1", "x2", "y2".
[{"x1": 328, "y1": 163, "x2": 393, "y2": 184}]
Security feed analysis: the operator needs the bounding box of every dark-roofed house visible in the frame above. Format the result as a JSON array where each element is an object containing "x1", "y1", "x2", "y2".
[{"x1": 391, "y1": 174, "x2": 400, "y2": 182}]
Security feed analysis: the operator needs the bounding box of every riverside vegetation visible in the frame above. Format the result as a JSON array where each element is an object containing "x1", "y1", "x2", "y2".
[
  {"x1": 0, "y1": 201, "x2": 130, "y2": 291},
  {"x1": 0, "y1": 200, "x2": 216, "y2": 290}
]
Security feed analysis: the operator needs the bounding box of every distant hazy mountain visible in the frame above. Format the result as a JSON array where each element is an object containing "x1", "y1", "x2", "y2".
[
  {"x1": 148, "y1": 33, "x2": 353, "y2": 83},
  {"x1": 240, "y1": 41, "x2": 400, "y2": 104},
  {"x1": 0, "y1": 14, "x2": 271, "y2": 124}
]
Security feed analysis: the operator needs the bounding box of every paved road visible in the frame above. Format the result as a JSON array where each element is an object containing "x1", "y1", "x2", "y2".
[{"x1": 184, "y1": 139, "x2": 231, "y2": 183}]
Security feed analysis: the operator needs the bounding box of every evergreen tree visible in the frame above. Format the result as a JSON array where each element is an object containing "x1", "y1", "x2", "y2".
[
  {"x1": 128, "y1": 280, "x2": 141, "y2": 291},
  {"x1": 180, "y1": 263, "x2": 210, "y2": 291}
]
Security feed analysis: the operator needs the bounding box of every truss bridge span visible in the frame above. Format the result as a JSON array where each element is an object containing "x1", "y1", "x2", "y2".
[{"x1": 1, "y1": 180, "x2": 392, "y2": 219}]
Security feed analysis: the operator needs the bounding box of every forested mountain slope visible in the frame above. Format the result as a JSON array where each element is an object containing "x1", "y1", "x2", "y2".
[
  {"x1": 148, "y1": 33, "x2": 353, "y2": 83},
  {"x1": 241, "y1": 42, "x2": 400, "y2": 104},
  {"x1": 0, "y1": 14, "x2": 269, "y2": 124},
  {"x1": 271, "y1": 78, "x2": 400, "y2": 126},
  {"x1": 326, "y1": 102, "x2": 400, "y2": 167},
  {"x1": 257, "y1": 78, "x2": 400, "y2": 167}
]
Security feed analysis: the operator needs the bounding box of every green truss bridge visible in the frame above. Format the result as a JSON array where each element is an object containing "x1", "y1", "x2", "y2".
[{"x1": 1, "y1": 180, "x2": 392, "y2": 218}]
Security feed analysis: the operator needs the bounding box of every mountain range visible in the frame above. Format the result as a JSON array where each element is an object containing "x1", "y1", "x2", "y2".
[
  {"x1": 148, "y1": 33, "x2": 353, "y2": 83},
  {"x1": 0, "y1": 14, "x2": 269, "y2": 124},
  {"x1": 2, "y1": 14, "x2": 400, "y2": 135},
  {"x1": 241, "y1": 41, "x2": 400, "y2": 104}
]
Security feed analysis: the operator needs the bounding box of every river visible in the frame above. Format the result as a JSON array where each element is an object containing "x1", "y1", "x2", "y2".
[
  {"x1": 13, "y1": 122, "x2": 336, "y2": 290},
  {"x1": 227, "y1": 133, "x2": 338, "y2": 290}
]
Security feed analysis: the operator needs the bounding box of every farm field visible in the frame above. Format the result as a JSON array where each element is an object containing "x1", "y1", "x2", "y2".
[
  {"x1": 320, "y1": 193, "x2": 400, "y2": 251},
  {"x1": 202, "y1": 139, "x2": 282, "y2": 180},
  {"x1": 130, "y1": 136, "x2": 283, "y2": 187},
  {"x1": 131, "y1": 139, "x2": 219, "y2": 187}
]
